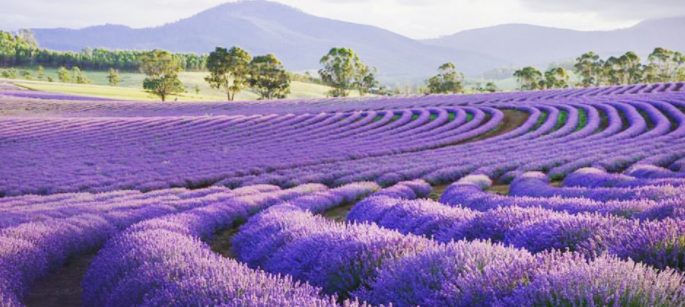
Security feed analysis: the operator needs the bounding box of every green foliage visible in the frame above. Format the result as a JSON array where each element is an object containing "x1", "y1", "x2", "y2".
[
  {"x1": 427, "y1": 63, "x2": 464, "y2": 94},
  {"x1": 542, "y1": 67, "x2": 570, "y2": 89},
  {"x1": 248, "y1": 54, "x2": 291, "y2": 100},
  {"x1": 36, "y1": 65, "x2": 45, "y2": 80},
  {"x1": 47, "y1": 76, "x2": 54, "y2": 82},
  {"x1": 513, "y1": 66, "x2": 543, "y2": 90},
  {"x1": 574, "y1": 52, "x2": 603, "y2": 87},
  {"x1": 645, "y1": 48, "x2": 685, "y2": 83},
  {"x1": 205, "y1": 46, "x2": 252, "y2": 101},
  {"x1": 107, "y1": 68, "x2": 120, "y2": 86},
  {"x1": 0, "y1": 30, "x2": 207, "y2": 72},
  {"x1": 71, "y1": 66, "x2": 90, "y2": 84},
  {"x1": 474, "y1": 82, "x2": 499, "y2": 93},
  {"x1": 319, "y1": 47, "x2": 375, "y2": 97},
  {"x1": 140, "y1": 50, "x2": 185, "y2": 101},
  {"x1": 19, "y1": 70, "x2": 33, "y2": 80},
  {"x1": 57, "y1": 67, "x2": 69, "y2": 82}
]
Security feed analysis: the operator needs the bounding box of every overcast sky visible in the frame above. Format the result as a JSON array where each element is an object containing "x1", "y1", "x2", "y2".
[{"x1": 1, "y1": 0, "x2": 684, "y2": 39}]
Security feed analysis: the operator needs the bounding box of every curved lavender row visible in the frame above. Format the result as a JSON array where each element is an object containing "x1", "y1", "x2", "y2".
[
  {"x1": 279, "y1": 181, "x2": 380, "y2": 214},
  {"x1": 82, "y1": 211, "x2": 345, "y2": 307},
  {"x1": 3, "y1": 83, "x2": 683, "y2": 118},
  {"x1": 0, "y1": 90, "x2": 117, "y2": 101},
  {"x1": 0, "y1": 107, "x2": 502, "y2": 196},
  {"x1": 348, "y1": 194, "x2": 685, "y2": 272},
  {"x1": 358, "y1": 244, "x2": 685, "y2": 307},
  {"x1": 441, "y1": 174, "x2": 683, "y2": 219},
  {"x1": 626, "y1": 164, "x2": 685, "y2": 179},
  {"x1": 0, "y1": 186, "x2": 244, "y2": 229},
  {"x1": 2, "y1": 92, "x2": 685, "y2": 197},
  {"x1": 0, "y1": 184, "x2": 325, "y2": 306},
  {"x1": 510, "y1": 172, "x2": 685, "y2": 201},
  {"x1": 235, "y1": 201, "x2": 685, "y2": 307},
  {"x1": 232, "y1": 205, "x2": 435, "y2": 298},
  {"x1": 564, "y1": 167, "x2": 685, "y2": 188}
]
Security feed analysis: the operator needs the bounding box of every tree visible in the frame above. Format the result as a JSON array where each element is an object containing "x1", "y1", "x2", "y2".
[
  {"x1": 205, "y1": 46, "x2": 251, "y2": 101},
  {"x1": 36, "y1": 65, "x2": 45, "y2": 80},
  {"x1": 1, "y1": 68, "x2": 17, "y2": 79},
  {"x1": 16, "y1": 29, "x2": 38, "y2": 48},
  {"x1": 20, "y1": 70, "x2": 33, "y2": 80},
  {"x1": 542, "y1": 67, "x2": 570, "y2": 89},
  {"x1": 485, "y1": 82, "x2": 498, "y2": 93},
  {"x1": 574, "y1": 52, "x2": 603, "y2": 87},
  {"x1": 319, "y1": 47, "x2": 368, "y2": 97},
  {"x1": 513, "y1": 66, "x2": 543, "y2": 90},
  {"x1": 71, "y1": 66, "x2": 90, "y2": 84},
  {"x1": 107, "y1": 68, "x2": 120, "y2": 86},
  {"x1": 354, "y1": 64, "x2": 378, "y2": 96},
  {"x1": 57, "y1": 66, "x2": 69, "y2": 82},
  {"x1": 427, "y1": 63, "x2": 464, "y2": 94},
  {"x1": 646, "y1": 47, "x2": 685, "y2": 82},
  {"x1": 619, "y1": 51, "x2": 643, "y2": 84},
  {"x1": 248, "y1": 54, "x2": 291, "y2": 100},
  {"x1": 140, "y1": 50, "x2": 184, "y2": 101}
]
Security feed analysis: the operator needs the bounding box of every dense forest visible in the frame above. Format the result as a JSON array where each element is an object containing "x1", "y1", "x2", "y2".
[{"x1": 0, "y1": 30, "x2": 207, "y2": 71}]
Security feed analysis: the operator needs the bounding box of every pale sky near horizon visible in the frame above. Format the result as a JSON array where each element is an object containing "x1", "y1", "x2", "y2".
[{"x1": 1, "y1": 0, "x2": 684, "y2": 39}]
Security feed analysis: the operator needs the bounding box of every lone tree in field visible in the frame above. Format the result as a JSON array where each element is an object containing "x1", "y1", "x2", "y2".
[
  {"x1": 319, "y1": 47, "x2": 375, "y2": 97},
  {"x1": 57, "y1": 67, "x2": 70, "y2": 83},
  {"x1": 71, "y1": 66, "x2": 90, "y2": 84},
  {"x1": 248, "y1": 54, "x2": 291, "y2": 100},
  {"x1": 513, "y1": 66, "x2": 543, "y2": 90},
  {"x1": 205, "y1": 47, "x2": 252, "y2": 101},
  {"x1": 36, "y1": 65, "x2": 45, "y2": 80},
  {"x1": 427, "y1": 63, "x2": 464, "y2": 94},
  {"x1": 140, "y1": 50, "x2": 184, "y2": 101},
  {"x1": 107, "y1": 68, "x2": 120, "y2": 86}
]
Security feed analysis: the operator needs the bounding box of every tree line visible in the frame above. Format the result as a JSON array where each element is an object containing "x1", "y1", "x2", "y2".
[
  {"x1": 0, "y1": 30, "x2": 207, "y2": 71},
  {"x1": 513, "y1": 48, "x2": 685, "y2": 90}
]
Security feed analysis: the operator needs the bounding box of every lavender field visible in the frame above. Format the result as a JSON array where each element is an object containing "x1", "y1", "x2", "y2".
[{"x1": 1, "y1": 83, "x2": 685, "y2": 307}]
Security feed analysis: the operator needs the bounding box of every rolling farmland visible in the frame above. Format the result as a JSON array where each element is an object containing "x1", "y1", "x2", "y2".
[{"x1": 1, "y1": 82, "x2": 685, "y2": 306}]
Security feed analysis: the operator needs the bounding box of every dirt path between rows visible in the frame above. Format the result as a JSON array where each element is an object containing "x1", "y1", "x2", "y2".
[{"x1": 24, "y1": 253, "x2": 95, "y2": 307}]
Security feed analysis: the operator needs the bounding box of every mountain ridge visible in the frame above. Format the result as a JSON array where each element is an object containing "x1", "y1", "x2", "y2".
[{"x1": 27, "y1": 1, "x2": 685, "y2": 81}]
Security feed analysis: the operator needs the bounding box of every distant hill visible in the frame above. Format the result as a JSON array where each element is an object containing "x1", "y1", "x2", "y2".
[
  {"x1": 31, "y1": 0, "x2": 503, "y2": 83},
  {"x1": 423, "y1": 17, "x2": 685, "y2": 68},
  {"x1": 28, "y1": 1, "x2": 685, "y2": 82}
]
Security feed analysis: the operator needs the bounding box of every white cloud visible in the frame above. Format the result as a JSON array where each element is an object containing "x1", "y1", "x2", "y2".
[{"x1": 0, "y1": 0, "x2": 678, "y2": 39}]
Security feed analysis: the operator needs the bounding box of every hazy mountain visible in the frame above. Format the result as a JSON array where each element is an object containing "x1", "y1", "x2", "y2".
[
  {"x1": 31, "y1": 0, "x2": 503, "y2": 82},
  {"x1": 423, "y1": 17, "x2": 685, "y2": 69}
]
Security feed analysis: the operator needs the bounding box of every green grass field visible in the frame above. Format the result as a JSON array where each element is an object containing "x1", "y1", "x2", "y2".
[{"x1": 1, "y1": 68, "x2": 337, "y2": 101}]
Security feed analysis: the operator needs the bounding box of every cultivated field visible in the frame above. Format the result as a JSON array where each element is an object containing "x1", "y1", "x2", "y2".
[{"x1": 1, "y1": 82, "x2": 685, "y2": 307}]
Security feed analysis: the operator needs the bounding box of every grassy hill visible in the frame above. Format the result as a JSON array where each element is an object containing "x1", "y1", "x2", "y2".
[{"x1": 2, "y1": 68, "x2": 338, "y2": 101}]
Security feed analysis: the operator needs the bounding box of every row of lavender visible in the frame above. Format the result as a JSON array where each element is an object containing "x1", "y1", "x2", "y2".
[
  {"x1": 0, "y1": 182, "x2": 381, "y2": 306},
  {"x1": 224, "y1": 178, "x2": 685, "y2": 307},
  {"x1": 3, "y1": 93, "x2": 685, "y2": 197},
  {"x1": 1, "y1": 104, "x2": 501, "y2": 195},
  {"x1": 1, "y1": 82, "x2": 683, "y2": 118},
  {"x1": 2, "y1": 175, "x2": 684, "y2": 306}
]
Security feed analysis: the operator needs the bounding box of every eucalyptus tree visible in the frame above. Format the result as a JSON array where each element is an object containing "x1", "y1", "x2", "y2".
[
  {"x1": 646, "y1": 47, "x2": 685, "y2": 82},
  {"x1": 319, "y1": 47, "x2": 375, "y2": 97},
  {"x1": 248, "y1": 54, "x2": 291, "y2": 100},
  {"x1": 140, "y1": 50, "x2": 184, "y2": 101},
  {"x1": 574, "y1": 52, "x2": 603, "y2": 87},
  {"x1": 543, "y1": 67, "x2": 570, "y2": 89},
  {"x1": 513, "y1": 66, "x2": 543, "y2": 90},
  {"x1": 427, "y1": 62, "x2": 464, "y2": 94},
  {"x1": 205, "y1": 47, "x2": 252, "y2": 101}
]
